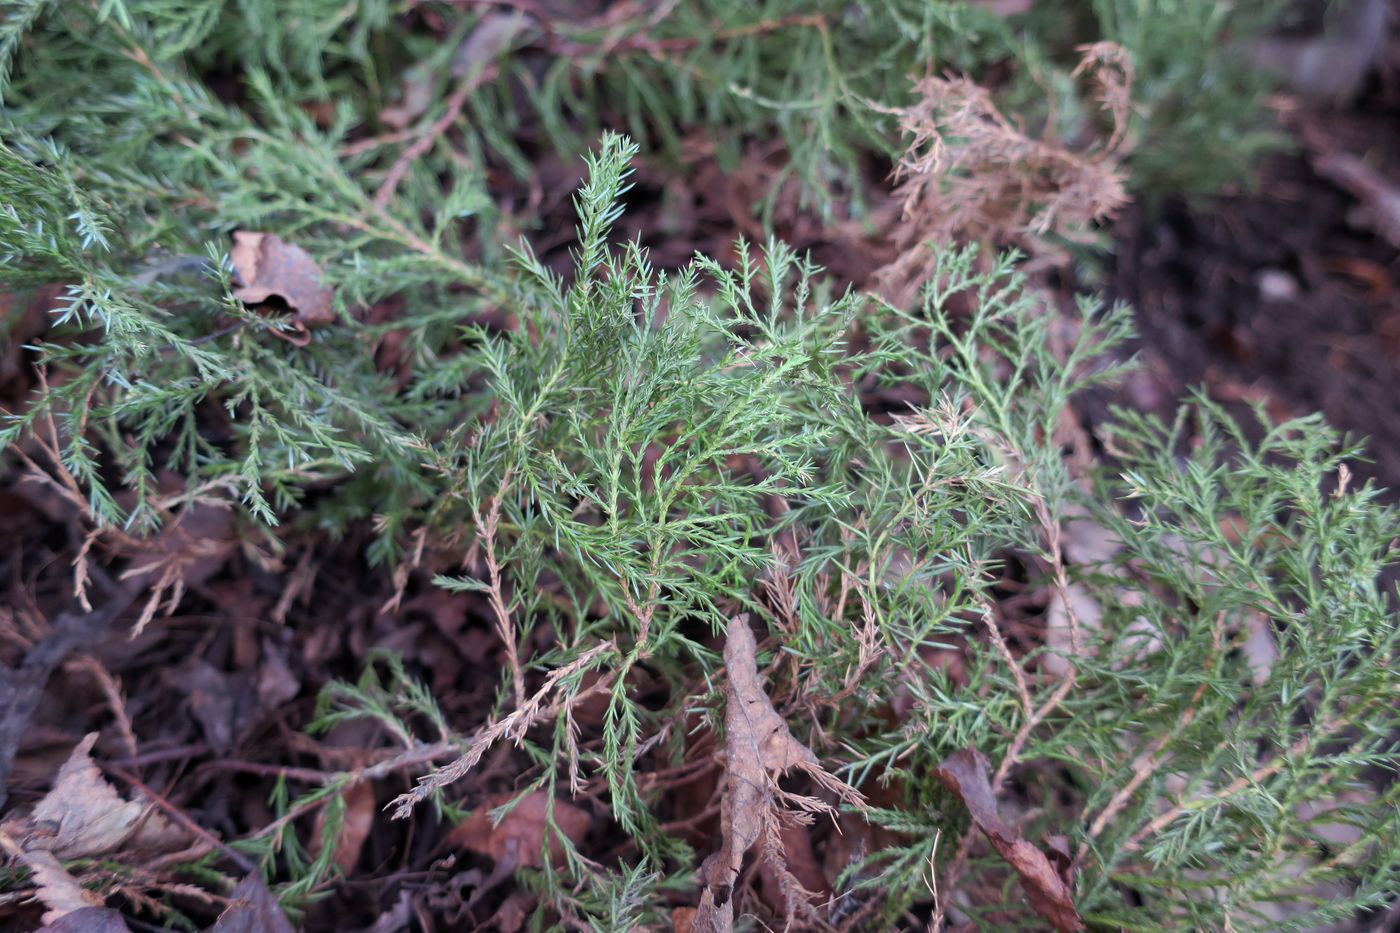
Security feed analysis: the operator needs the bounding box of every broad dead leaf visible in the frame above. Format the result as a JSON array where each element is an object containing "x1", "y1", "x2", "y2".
[
  {"x1": 21, "y1": 850, "x2": 104, "y2": 925},
  {"x1": 40, "y1": 906, "x2": 133, "y2": 932},
  {"x1": 207, "y1": 873, "x2": 295, "y2": 933},
  {"x1": 451, "y1": 11, "x2": 531, "y2": 78},
  {"x1": 230, "y1": 231, "x2": 335, "y2": 345},
  {"x1": 20, "y1": 734, "x2": 180, "y2": 859},
  {"x1": 935, "y1": 748, "x2": 1083, "y2": 932},
  {"x1": 693, "y1": 616, "x2": 865, "y2": 932},
  {"x1": 380, "y1": 12, "x2": 527, "y2": 128},
  {"x1": 447, "y1": 790, "x2": 590, "y2": 870},
  {"x1": 671, "y1": 905, "x2": 699, "y2": 933},
  {"x1": 312, "y1": 780, "x2": 376, "y2": 875}
]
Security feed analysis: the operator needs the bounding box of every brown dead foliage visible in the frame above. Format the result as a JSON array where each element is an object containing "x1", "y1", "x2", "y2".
[
  {"x1": 0, "y1": 734, "x2": 187, "y2": 926},
  {"x1": 935, "y1": 748, "x2": 1083, "y2": 932},
  {"x1": 40, "y1": 907, "x2": 133, "y2": 932},
  {"x1": 3, "y1": 734, "x2": 184, "y2": 860},
  {"x1": 875, "y1": 43, "x2": 1133, "y2": 305},
  {"x1": 447, "y1": 790, "x2": 590, "y2": 871},
  {"x1": 692, "y1": 616, "x2": 865, "y2": 932},
  {"x1": 207, "y1": 874, "x2": 295, "y2": 933},
  {"x1": 230, "y1": 231, "x2": 337, "y2": 345}
]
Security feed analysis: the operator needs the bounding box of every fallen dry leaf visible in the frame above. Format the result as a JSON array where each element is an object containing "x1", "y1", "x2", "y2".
[
  {"x1": 2, "y1": 735, "x2": 173, "y2": 927},
  {"x1": 671, "y1": 906, "x2": 699, "y2": 933},
  {"x1": 166, "y1": 660, "x2": 259, "y2": 753},
  {"x1": 693, "y1": 616, "x2": 865, "y2": 932},
  {"x1": 40, "y1": 906, "x2": 133, "y2": 932},
  {"x1": 18, "y1": 734, "x2": 181, "y2": 859},
  {"x1": 21, "y1": 849, "x2": 104, "y2": 925},
  {"x1": 0, "y1": 597, "x2": 133, "y2": 812},
  {"x1": 230, "y1": 231, "x2": 336, "y2": 345},
  {"x1": 207, "y1": 873, "x2": 295, "y2": 933},
  {"x1": 447, "y1": 790, "x2": 590, "y2": 870},
  {"x1": 935, "y1": 748, "x2": 1083, "y2": 932},
  {"x1": 450, "y1": 11, "x2": 531, "y2": 78},
  {"x1": 313, "y1": 780, "x2": 376, "y2": 875}
]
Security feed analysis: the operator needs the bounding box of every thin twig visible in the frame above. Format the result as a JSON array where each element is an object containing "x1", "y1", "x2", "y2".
[
  {"x1": 936, "y1": 496, "x2": 1079, "y2": 927},
  {"x1": 981, "y1": 603, "x2": 1033, "y2": 721},
  {"x1": 105, "y1": 766, "x2": 257, "y2": 875},
  {"x1": 992, "y1": 500, "x2": 1078, "y2": 790},
  {"x1": 371, "y1": 63, "x2": 499, "y2": 210}
]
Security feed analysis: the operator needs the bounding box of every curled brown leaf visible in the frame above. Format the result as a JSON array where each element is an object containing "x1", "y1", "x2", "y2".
[
  {"x1": 693, "y1": 616, "x2": 865, "y2": 932},
  {"x1": 447, "y1": 790, "x2": 590, "y2": 871},
  {"x1": 935, "y1": 748, "x2": 1083, "y2": 932},
  {"x1": 9, "y1": 734, "x2": 183, "y2": 859},
  {"x1": 230, "y1": 232, "x2": 336, "y2": 345}
]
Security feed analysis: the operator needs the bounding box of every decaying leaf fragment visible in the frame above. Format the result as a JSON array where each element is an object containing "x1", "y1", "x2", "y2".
[
  {"x1": 935, "y1": 748, "x2": 1084, "y2": 932},
  {"x1": 230, "y1": 231, "x2": 336, "y2": 345},
  {"x1": 447, "y1": 790, "x2": 590, "y2": 871},
  {"x1": 208, "y1": 873, "x2": 295, "y2": 933},
  {"x1": 693, "y1": 616, "x2": 866, "y2": 932},
  {"x1": 19, "y1": 849, "x2": 106, "y2": 925},
  {"x1": 39, "y1": 906, "x2": 133, "y2": 932},
  {"x1": 11, "y1": 734, "x2": 181, "y2": 859},
  {"x1": 0, "y1": 735, "x2": 181, "y2": 927}
]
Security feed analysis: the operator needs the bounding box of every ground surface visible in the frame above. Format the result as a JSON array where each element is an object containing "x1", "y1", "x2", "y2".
[
  {"x1": 2, "y1": 31, "x2": 1399, "y2": 933},
  {"x1": 1108, "y1": 89, "x2": 1400, "y2": 491}
]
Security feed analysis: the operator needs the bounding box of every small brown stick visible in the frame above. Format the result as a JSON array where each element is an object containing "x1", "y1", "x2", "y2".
[
  {"x1": 105, "y1": 766, "x2": 257, "y2": 875},
  {"x1": 992, "y1": 499, "x2": 1079, "y2": 790},
  {"x1": 371, "y1": 63, "x2": 499, "y2": 210},
  {"x1": 934, "y1": 497, "x2": 1080, "y2": 928},
  {"x1": 191, "y1": 759, "x2": 337, "y2": 785},
  {"x1": 340, "y1": 125, "x2": 422, "y2": 158},
  {"x1": 109, "y1": 743, "x2": 212, "y2": 769}
]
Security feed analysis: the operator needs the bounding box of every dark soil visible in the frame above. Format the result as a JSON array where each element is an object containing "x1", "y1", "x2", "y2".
[{"x1": 1107, "y1": 98, "x2": 1400, "y2": 490}]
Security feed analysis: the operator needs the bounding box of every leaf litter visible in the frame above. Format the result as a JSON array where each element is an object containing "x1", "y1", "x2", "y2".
[
  {"x1": 934, "y1": 748, "x2": 1084, "y2": 932},
  {"x1": 446, "y1": 790, "x2": 590, "y2": 871},
  {"x1": 5, "y1": 734, "x2": 183, "y2": 860},
  {"x1": 692, "y1": 616, "x2": 866, "y2": 932},
  {"x1": 1, "y1": 734, "x2": 185, "y2": 926},
  {"x1": 229, "y1": 231, "x2": 336, "y2": 345}
]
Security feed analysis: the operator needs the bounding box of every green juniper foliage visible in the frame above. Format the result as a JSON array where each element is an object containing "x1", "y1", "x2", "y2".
[{"x1": 2, "y1": 2, "x2": 1396, "y2": 931}]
